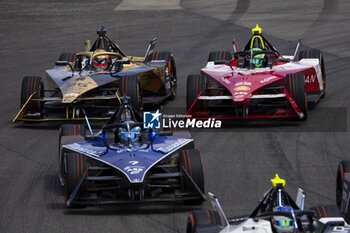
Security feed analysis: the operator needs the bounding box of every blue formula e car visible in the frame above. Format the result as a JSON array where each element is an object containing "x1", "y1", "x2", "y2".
[{"x1": 58, "y1": 100, "x2": 205, "y2": 207}]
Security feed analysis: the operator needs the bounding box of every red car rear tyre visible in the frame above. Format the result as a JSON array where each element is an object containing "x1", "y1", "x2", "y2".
[
  {"x1": 286, "y1": 73, "x2": 308, "y2": 120},
  {"x1": 186, "y1": 74, "x2": 206, "y2": 112}
]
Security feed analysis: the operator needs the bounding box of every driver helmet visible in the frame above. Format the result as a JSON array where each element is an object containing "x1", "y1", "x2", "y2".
[
  {"x1": 92, "y1": 49, "x2": 111, "y2": 71},
  {"x1": 271, "y1": 206, "x2": 294, "y2": 233},
  {"x1": 250, "y1": 48, "x2": 265, "y2": 67},
  {"x1": 118, "y1": 124, "x2": 141, "y2": 144}
]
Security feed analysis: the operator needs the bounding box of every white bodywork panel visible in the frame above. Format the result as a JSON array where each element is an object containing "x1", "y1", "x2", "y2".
[{"x1": 220, "y1": 219, "x2": 273, "y2": 233}]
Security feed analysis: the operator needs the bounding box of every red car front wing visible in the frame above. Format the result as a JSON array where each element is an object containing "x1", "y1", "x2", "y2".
[{"x1": 185, "y1": 90, "x2": 303, "y2": 120}]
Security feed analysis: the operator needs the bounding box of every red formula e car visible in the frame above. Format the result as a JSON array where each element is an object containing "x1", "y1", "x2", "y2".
[{"x1": 186, "y1": 25, "x2": 326, "y2": 120}]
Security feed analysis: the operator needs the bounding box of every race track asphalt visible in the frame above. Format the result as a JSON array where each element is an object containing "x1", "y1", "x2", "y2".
[{"x1": 1, "y1": 0, "x2": 350, "y2": 232}]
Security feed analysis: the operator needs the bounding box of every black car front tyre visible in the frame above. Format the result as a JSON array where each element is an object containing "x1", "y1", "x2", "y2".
[
  {"x1": 59, "y1": 124, "x2": 85, "y2": 187},
  {"x1": 179, "y1": 149, "x2": 205, "y2": 204},
  {"x1": 20, "y1": 76, "x2": 44, "y2": 114},
  {"x1": 186, "y1": 210, "x2": 222, "y2": 233},
  {"x1": 336, "y1": 160, "x2": 350, "y2": 209},
  {"x1": 65, "y1": 153, "x2": 87, "y2": 207}
]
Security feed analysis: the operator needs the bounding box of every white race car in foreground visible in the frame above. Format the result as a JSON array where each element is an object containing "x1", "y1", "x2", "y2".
[{"x1": 187, "y1": 174, "x2": 346, "y2": 233}]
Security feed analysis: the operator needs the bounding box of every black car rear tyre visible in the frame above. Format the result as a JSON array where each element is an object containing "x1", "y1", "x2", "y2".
[
  {"x1": 58, "y1": 53, "x2": 76, "y2": 62},
  {"x1": 147, "y1": 51, "x2": 177, "y2": 99},
  {"x1": 310, "y1": 205, "x2": 340, "y2": 218},
  {"x1": 208, "y1": 51, "x2": 232, "y2": 62},
  {"x1": 120, "y1": 75, "x2": 143, "y2": 111},
  {"x1": 60, "y1": 124, "x2": 86, "y2": 137}
]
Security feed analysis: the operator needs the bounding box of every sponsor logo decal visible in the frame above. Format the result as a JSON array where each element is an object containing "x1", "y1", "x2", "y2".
[
  {"x1": 234, "y1": 95, "x2": 245, "y2": 99},
  {"x1": 129, "y1": 161, "x2": 139, "y2": 165},
  {"x1": 332, "y1": 227, "x2": 350, "y2": 232},
  {"x1": 234, "y1": 86, "x2": 250, "y2": 91},
  {"x1": 305, "y1": 75, "x2": 316, "y2": 83},
  {"x1": 260, "y1": 76, "x2": 278, "y2": 83},
  {"x1": 235, "y1": 82, "x2": 252, "y2": 86},
  {"x1": 233, "y1": 91, "x2": 248, "y2": 95},
  {"x1": 153, "y1": 138, "x2": 193, "y2": 153},
  {"x1": 75, "y1": 76, "x2": 86, "y2": 81},
  {"x1": 124, "y1": 160, "x2": 145, "y2": 175},
  {"x1": 221, "y1": 77, "x2": 231, "y2": 84}
]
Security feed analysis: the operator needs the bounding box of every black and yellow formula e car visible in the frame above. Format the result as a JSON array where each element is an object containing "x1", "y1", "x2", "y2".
[{"x1": 13, "y1": 27, "x2": 177, "y2": 122}]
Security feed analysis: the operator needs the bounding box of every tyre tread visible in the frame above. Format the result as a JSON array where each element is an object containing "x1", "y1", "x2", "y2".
[{"x1": 208, "y1": 51, "x2": 232, "y2": 62}]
